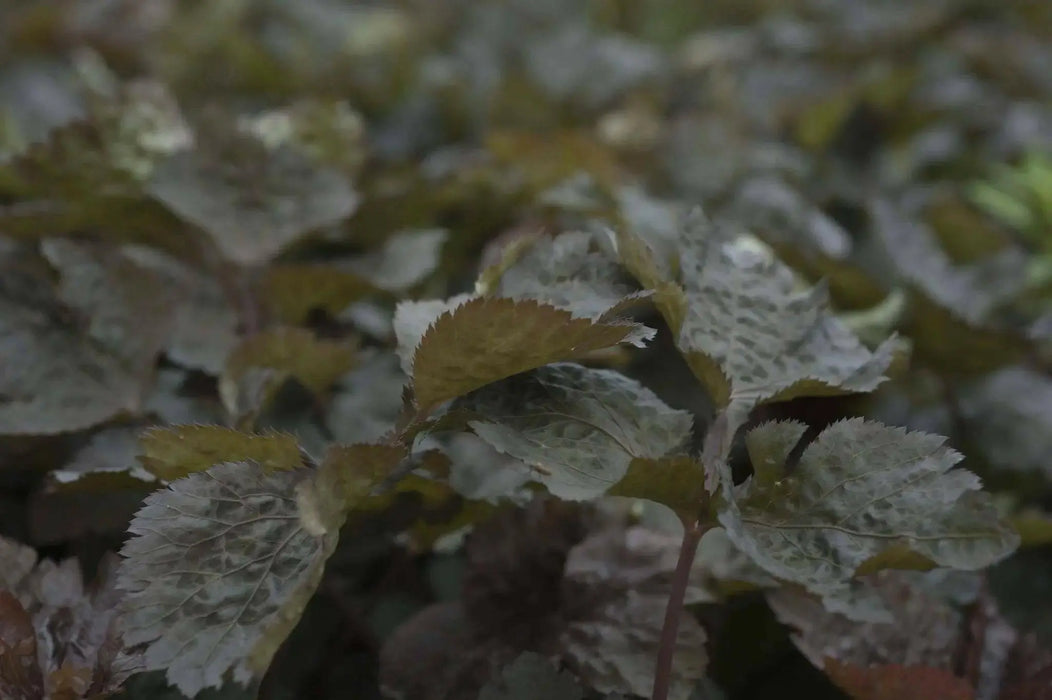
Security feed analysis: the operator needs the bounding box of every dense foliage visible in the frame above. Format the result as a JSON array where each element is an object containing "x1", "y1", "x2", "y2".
[{"x1": 1, "y1": 1, "x2": 1051, "y2": 699}]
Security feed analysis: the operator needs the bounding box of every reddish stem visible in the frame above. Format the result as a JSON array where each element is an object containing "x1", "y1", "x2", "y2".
[{"x1": 652, "y1": 519, "x2": 708, "y2": 700}]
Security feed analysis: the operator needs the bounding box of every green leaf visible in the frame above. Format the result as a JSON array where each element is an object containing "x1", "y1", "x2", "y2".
[
  {"x1": 148, "y1": 132, "x2": 358, "y2": 267},
  {"x1": 220, "y1": 327, "x2": 356, "y2": 420},
  {"x1": 117, "y1": 461, "x2": 340, "y2": 696},
  {"x1": 958, "y1": 367, "x2": 1052, "y2": 482},
  {"x1": 458, "y1": 363, "x2": 693, "y2": 500},
  {"x1": 0, "y1": 242, "x2": 167, "y2": 435},
  {"x1": 767, "y1": 571, "x2": 966, "y2": 671},
  {"x1": 346, "y1": 228, "x2": 448, "y2": 292},
  {"x1": 676, "y1": 211, "x2": 896, "y2": 411},
  {"x1": 393, "y1": 293, "x2": 475, "y2": 375},
  {"x1": 407, "y1": 297, "x2": 654, "y2": 410},
  {"x1": 138, "y1": 425, "x2": 303, "y2": 481},
  {"x1": 870, "y1": 199, "x2": 1027, "y2": 326},
  {"x1": 121, "y1": 245, "x2": 240, "y2": 374},
  {"x1": 261, "y1": 263, "x2": 375, "y2": 324},
  {"x1": 719, "y1": 419, "x2": 1018, "y2": 609},
  {"x1": 485, "y1": 230, "x2": 638, "y2": 318},
  {"x1": 51, "y1": 426, "x2": 157, "y2": 491},
  {"x1": 607, "y1": 456, "x2": 707, "y2": 525},
  {"x1": 299, "y1": 442, "x2": 407, "y2": 532},
  {"x1": 480, "y1": 653, "x2": 584, "y2": 700},
  {"x1": 41, "y1": 238, "x2": 174, "y2": 373}
]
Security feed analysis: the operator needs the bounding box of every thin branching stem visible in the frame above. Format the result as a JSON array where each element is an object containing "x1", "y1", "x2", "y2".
[{"x1": 652, "y1": 518, "x2": 711, "y2": 700}]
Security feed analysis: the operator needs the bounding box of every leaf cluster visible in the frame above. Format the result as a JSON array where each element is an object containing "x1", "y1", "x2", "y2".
[{"x1": 1, "y1": 1, "x2": 1051, "y2": 699}]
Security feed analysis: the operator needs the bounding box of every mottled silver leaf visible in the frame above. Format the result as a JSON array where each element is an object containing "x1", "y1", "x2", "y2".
[
  {"x1": 677, "y1": 211, "x2": 895, "y2": 412},
  {"x1": 121, "y1": 246, "x2": 239, "y2": 374},
  {"x1": 118, "y1": 461, "x2": 338, "y2": 696},
  {"x1": 491, "y1": 231, "x2": 636, "y2": 318},
  {"x1": 719, "y1": 418, "x2": 1018, "y2": 609},
  {"x1": 460, "y1": 363, "x2": 693, "y2": 500},
  {"x1": 767, "y1": 571, "x2": 962, "y2": 670},
  {"x1": 149, "y1": 136, "x2": 358, "y2": 266}
]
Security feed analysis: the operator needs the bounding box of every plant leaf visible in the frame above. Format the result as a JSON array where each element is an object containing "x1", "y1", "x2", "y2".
[
  {"x1": 958, "y1": 367, "x2": 1052, "y2": 483},
  {"x1": 51, "y1": 426, "x2": 157, "y2": 491},
  {"x1": 676, "y1": 211, "x2": 896, "y2": 411},
  {"x1": 219, "y1": 327, "x2": 356, "y2": 418},
  {"x1": 117, "y1": 461, "x2": 340, "y2": 696},
  {"x1": 766, "y1": 571, "x2": 965, "y2": 670},
  {"x1": 148, "y1": 133, "x2": 358, "y2": 267},
  {"x1": 824, "y1": 661, "x2": 975, "y2": 700},
  {"x1": 393, "y1": 293, "x2": 475, "y2": 375},
  {"x1": 138, "y1": 425, "x2": 303, "y2": 481},
  {"x1": 0, "y1": 244, "x2": 160, "y2": 435},
  {"x1": 479, "y1": 652, "x2": 584, "y2": 700},
  {"x1": 459, "y1": 363, "x2": 693, "y2": 500},
  {"x1": 121, "y1": 245, "x2": 240, "y2": 374},
  {"x1": 0, "y1": 541, "x2": 139, "y2": 699},
  {"x1": 409, "y1": 298, "x2": 654, "y2": 411},
  {"x1": 719, "y1": 418, "x2": 1018, "y2": 609},
  {"x1": 261, "y1": 263, "x2": 374, "y2": 324},
  {"x1": 345, "y1": 228, "x2": 447, "y2": 292},
  {"x1": 485, "y1": 230, "x2": 638, "y2": 319},
  {"x1": 607, "y1": 456, "x2": 707, "y2": 525}
]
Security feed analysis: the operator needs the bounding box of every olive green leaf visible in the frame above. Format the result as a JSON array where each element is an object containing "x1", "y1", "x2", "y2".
[
  {"x1": 407, "y1": 298, "x2": 654, "y2": 411},
  {"x1": 138, "y1": 425, "x2": 303, "y2": 481}
]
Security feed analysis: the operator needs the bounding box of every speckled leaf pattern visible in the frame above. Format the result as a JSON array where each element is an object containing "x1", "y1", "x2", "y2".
[
  {"x1": 117, "y1": 461, "x2": 338, "y2": 696},
  {"x1": 719, "y1": 418, "x2": 1018, "y2": 606},
  {"x1": 148, "y1": 136, "x2": 358, "y2": 267},
  {"x1": 410, "y1": 298, "x2": 654, "y2": 410},
  {"x1": 767, "y1": 572, "x2": 964, "y2": 670},
  {"x1": 459, "y1": 363, "x2": 692, "y2": 500},
  {"x1": 490, "y1": 231, "x2": 637, "y2": 318},
  {"x1": 676, "y1": 212, "x2": 896, "y2": 411},
  {"x1": 40, "y1": 238, "x2": 174, "y2": 372}
]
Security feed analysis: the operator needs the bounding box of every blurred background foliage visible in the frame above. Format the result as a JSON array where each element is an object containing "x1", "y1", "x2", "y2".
[{"x1": 1, "y1": 0, "x2": 1051, "y2": 698}]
